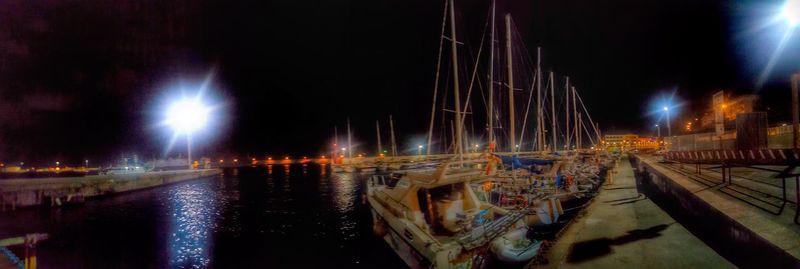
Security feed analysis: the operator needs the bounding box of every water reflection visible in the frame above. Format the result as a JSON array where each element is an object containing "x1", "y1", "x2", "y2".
[
  {"x1": 0, "y1": 164, "x2": 404, "y2": 268},
  {"x1": 331, "y1": 173, "x2": 358, "y2": 240},
  {"x1": 168, "y1": 182, "x2": 219, "y2": 268}
]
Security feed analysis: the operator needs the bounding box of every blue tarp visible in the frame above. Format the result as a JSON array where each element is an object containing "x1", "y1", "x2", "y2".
[
  {"x1": 496, "y1": 155, "x2": 554, "y2": 172},
  {"x1": 497, "y1": 155, "x2": 554, "y2": 166}
]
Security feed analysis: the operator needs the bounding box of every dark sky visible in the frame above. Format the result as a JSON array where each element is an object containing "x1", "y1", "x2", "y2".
[{"x1": 0, "y1": 0, "x2": 798, "y2": 165}]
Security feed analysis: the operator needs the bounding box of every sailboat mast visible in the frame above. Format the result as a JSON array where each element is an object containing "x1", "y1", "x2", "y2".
[
  {"x1": 450, "y1": 120, "x2": 456, "y2": 153},
  {"x1": 487, "y1": 0, "x2": 495, "y2": 148},
  {"x1": 564, "y1": 77, "x2": 570, "y2": 150},
  {"x1": 506, "y1": 14, "x2": 515, "y2": 153},
  {"x1": 596, "y1": 122, "x2": 602, "y2": 148},
  {"x1": 347, "y1": 117, "x2": 353, "y2": 158},
  {"x1": 572, "y1": 86, "x2": 578, "y2": 150},
  {"x1": 376, "y1": 120, "x2": 382, "y2": 156},
  {"x1": 550, "y1": 71, "x2": 556, "y2": 152},
  {"x1": 578, "y1": 113, "x2": 584, "y2": 148},
  {"x1": 536, "y1": 47, "x2": 543, "y2": 152},
  {"x1": 334, "y1": 126, "x2": 338, "y2": 158},
  {"x1": 389, "y1": 115, "x2": 398, "y2": 156},
  {"x1": 426, "y1": 0, "x2": 449, "y2": 156},
  {"x1": 449, "y1": 0, "x2": 464, "y2": 160}
]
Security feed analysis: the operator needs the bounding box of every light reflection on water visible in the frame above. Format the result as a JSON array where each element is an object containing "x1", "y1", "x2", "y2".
[
  {"x1": 0, "y1": 163, "x2": 404, "y2": 268},
  {"x1": 167, "y1": 182, "x2": 221, "y2": 268},
  {"x1": 331, "y1": 173, "x2": 358, "y2": 240}
]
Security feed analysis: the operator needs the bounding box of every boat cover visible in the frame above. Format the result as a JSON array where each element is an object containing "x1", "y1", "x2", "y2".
[{"x1": 497, "y1": 155, "x2": 554, "y2": 167}]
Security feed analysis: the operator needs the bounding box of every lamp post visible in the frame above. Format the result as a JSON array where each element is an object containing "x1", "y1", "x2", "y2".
[
  {"x1": 663, "y1": 107, "x2": 671, "y2": 137},
  {"x1": 166, "y1": 98, "x2": 210, "y2": 170},
  {"x1": 655, "y1": 124, "x2": 661, "y2": 138},
  {"x1": 417, "y1": 145, "x2": 423, "y2": 155}
]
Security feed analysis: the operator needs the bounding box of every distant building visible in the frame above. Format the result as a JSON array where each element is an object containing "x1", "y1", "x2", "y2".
[
  {"x1": 603, "y1": 134, "x2": 638, "y2": 152},
  {"x1": 603, "y1": 134, "x2": 660, "y2": 151},
  {"x1": 635, "y1": 137, "x2": 660, "y2": 150},
  {"x1": 604, "y1": 134, "x2": 639, "y2": 145},
  {"x1": 700, "y1": 94, "x2": 759, "y2": 130}
]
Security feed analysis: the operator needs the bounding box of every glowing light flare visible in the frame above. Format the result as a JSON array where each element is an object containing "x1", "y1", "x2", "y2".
[
  {"x1": 166, "y1": 99, "x2": 210, "y2": 134},
  {"x1": 782, "y1": 0, "x2": 800, "y2": 26}
]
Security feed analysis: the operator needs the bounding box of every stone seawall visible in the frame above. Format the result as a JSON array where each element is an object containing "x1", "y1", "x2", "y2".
[
  {"x1": 0, "y1": 169, "x2": 220, "y2": 210},
  {"x1": 631, "y1": 155, "x2": 800, "y2": 268}
]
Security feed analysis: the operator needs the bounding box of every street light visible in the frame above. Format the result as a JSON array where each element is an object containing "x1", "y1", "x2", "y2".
[
  {"x1": 781, "y1": 0, "x2": 800, "y2": 26},
  {"x1": 166, "y1": 98, "x2": 210, "y2": 169},
  {"x1": 663, "y1": 107, "x2": 672, "y2": 137},
  {"x1": 655, "y1": 124, "x2": 661, "y2": 138},
  {"x1": 417, "y1": 145, "x2": 423, "y2": 155}
]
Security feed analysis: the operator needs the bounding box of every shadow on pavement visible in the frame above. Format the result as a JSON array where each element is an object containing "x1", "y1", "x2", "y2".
[{"x1": 566, "y1": 223, "x2": 672, "y2": 263}]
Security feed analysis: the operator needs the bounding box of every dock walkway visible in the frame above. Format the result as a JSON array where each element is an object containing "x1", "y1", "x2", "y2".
[
  {"x1": 633, "y1": 154, "x2": 800, "y2": 267},
  {"x1": 535, "y1": 156, "x2": 732, "y2": 268}
]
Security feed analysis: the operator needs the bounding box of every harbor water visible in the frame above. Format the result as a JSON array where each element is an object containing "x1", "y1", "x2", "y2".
[{"x1": 0, "y1": 164, "x2": 404, "y2": 268}]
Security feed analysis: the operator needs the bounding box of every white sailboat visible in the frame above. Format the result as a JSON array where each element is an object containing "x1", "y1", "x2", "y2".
[{"x1": 367, "y1": 1, "x2": 540, "y2": 267}]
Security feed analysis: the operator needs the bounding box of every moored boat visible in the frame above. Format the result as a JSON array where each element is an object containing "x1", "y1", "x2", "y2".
[{"x1": 366, "y1": 159, "x2": 538, "y2": 268}]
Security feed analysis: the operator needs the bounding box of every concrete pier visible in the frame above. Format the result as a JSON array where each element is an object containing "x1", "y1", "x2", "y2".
[
  {"x1": 632, "y1": 154, "x2": 800, "y2": 267},
  {"x1": 536, "y1": 156, "x2": 732, "y2": 268},
  {"x1": 0, "y1": 169, "x2": 220, "y2": 210}
]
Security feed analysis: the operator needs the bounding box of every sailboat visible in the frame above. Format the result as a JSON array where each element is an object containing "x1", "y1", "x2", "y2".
[
  {"x1": 367, "y1": 159, "x2": 537, "y2": 268},
  {"x1": 367, "y1": 0, "x2": 541, "y2": 267}
]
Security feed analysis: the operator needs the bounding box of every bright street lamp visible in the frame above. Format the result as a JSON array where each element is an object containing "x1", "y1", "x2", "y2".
[
  {"x1": 417, "y1": 145, "x2": 423, "y2": 155},
  {"x1": 166, "y1": 98, "x2": 210, "y2": 169},
  {"x1": 663, "y1": 107, "x2": 672, "y2": 137},
  {"x1": 782, "y1": 0, "x2": 800, "y2": 26}
]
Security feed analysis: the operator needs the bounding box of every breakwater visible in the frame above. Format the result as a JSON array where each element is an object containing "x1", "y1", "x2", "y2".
[{"x1": 0, "y1": 169, "x2": 220, "y2": 210}]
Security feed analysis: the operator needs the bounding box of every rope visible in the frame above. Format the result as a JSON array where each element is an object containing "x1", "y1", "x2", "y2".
[{"x1": 0, "y1": 246, "x2": 23, "y2": 269}]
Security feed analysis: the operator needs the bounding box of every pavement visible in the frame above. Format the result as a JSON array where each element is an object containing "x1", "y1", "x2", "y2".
[
  {"x1": 535, "y1": 156, "x2": 733, "y2": 269},
  {"x1": 637, "y1": 155, "x2": 800, "y2": 261}
]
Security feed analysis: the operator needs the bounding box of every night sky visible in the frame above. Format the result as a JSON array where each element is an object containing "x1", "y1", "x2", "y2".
[{"x1": 0, "y1": 0, "x2": 798, "y2": 165}]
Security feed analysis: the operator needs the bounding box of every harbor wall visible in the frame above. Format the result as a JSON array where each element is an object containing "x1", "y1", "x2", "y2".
[
  {"x1": 630, "y1": 155, "x2": 800, "y2": 268},
  {"x1": 0, "y1": 169, "x2": 220, "y2": 210},
  {"x1": 664, "y1": 126, "x2": 794, "y2": 151}
]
